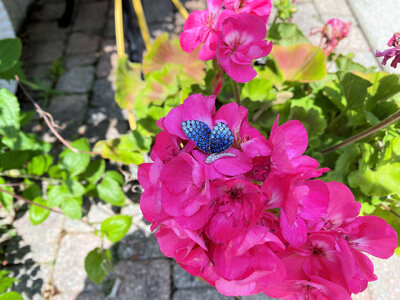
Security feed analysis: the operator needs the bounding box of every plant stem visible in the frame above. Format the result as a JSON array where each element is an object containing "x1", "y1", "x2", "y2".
[
  {"x1": 0, "y1": 172, "x2": 61, "y2": 184},
  {"x1": 231, "y1": 79, "x2": 241, "y2": 106},
  {"x1": 0, "y1": 187, "x2": 63, "y2": 214},
  {"x1": 321, "y1": 110, "x2": 400, "y2": 154},
  {"x1": 380, "y1": 204, "x2": 400, "y2": 219}
]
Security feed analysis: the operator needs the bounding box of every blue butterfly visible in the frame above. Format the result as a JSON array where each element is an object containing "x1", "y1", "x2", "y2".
[{"x1": 181, "y1": 120, "x2": 236, "y2": 164}]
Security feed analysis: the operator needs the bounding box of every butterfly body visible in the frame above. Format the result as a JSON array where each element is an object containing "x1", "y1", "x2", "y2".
[{"x1": 181, "y1": 120, "x2": 235, "y2": 163}]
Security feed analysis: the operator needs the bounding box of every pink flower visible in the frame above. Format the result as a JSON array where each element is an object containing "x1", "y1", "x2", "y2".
[
  {"x1": 160, "y1": 153, "x2": 210, "y2": 230},
  {"x1": 206, "y1": 179, "x2": 264, "y2": 243},
  {"x1": 223, "y1": 0, "x2": 272, "y2": 23},
  {"x1": 216, "y1": 13, "x2": 272, "y2": 83},
  {"x1": 211, "y1": 225, "x2": 286, "y2": 295},
  {"x1": 311, "y1": 18, "x2": 351, "y2": 56},
  {"x1": 376, "y1": 33, "x2": 400, "y2": 68},
  {"x1": 180, "y1": 0, "x2": 233, "y2": 60}
]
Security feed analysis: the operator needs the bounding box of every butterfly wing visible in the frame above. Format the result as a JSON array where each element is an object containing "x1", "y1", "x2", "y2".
[
  {"x1": 209, "y1": 122, "x2": 234, "y2": 153},
  {"x1": 181, "y1": 120, "x2": 211, "y2": 153}
]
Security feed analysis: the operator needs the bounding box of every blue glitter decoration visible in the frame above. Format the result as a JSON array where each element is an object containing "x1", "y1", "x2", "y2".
[{"x1": 181, "y1": 120, "x2": 234, "y2": 154}]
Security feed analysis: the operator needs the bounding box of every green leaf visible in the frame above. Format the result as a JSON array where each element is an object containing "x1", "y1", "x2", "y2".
[
  {"x1": 324, "y1": 144, "x2": 360, "y2": 182},
  {"x1": 29, "y1": 197, "x2": 50, "y2": 225},
  {"x1": 267, "y1": 23, "x2": 309, "y2": 46},
  {"x1": 61, "y1": 197, "x2": 82, "y2": 219},
  {"x1": 0, "y1": 276, "x2": 14, "y2": 293},
  {"x1": 93, "y1": 131, "x2": 150, "y2": 165},
  {"x1": 1, "y1": 131, "x2": 51, "y2": 152},
  {"x1": 22, "y1": 184, "x2": 42, "y2": 201},
  {"x1": 289, "y1": 98, "x2": 327, "y2": 138},
  {"x1": 0, "y1": 89, "x2": 20, "y2": 135},
  {"x1": 115, "y1": 56, "x2": 146, "y2": 111},
  {"x1": 336, "y1": 54, "x2": 372, "y2": 73},
  {"x1": 58, "y1": 138, "x2": 90, "y2": 177},
  {"x1": 339, "y1": 73, "x2": 372, "y2": 112},
  {"x1": 80, "y1": 159, "x2": 105, "y2": 184},
  {"x1": 27, "y1": 154, "x2": 53, "y2": 176},
  {"x1": 0, "y1": 177, "x2": 13, "y2": 212},
  {"x1": 348, "y1": 163, "x2": 400, "y2": 196},
  {"x1": 0, "y1": 150, "x2": 34, "y2": 170},
  {"x1": 101, "y1": 215, "x2": 132, "y2": 242},
  {"x1": 271, "y1": 44, "x2": 326, "y2": 82},
  {"x1": 103, "y1": 171, "x2": 124, "y2": 186},
  {"x1": 0, "y1": 292, "x2": 24, "y2": 300},
  {"x1": 0, "y1": 38, "x2": 22, "y2": 73},
  {"x1": 84, "y1": 248, "x2": 112, "y2": 284},
  {"x1": 47, "y1": 180, "x2": 84, "y2": 208},
  {"x1": 97, "y1": 177, "x2": 125, "y2": 207},
  {"x1": 241, "y1": 78, "x2": 274, "y2": 102}
]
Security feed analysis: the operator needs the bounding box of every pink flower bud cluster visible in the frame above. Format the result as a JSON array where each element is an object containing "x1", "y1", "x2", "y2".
[
  {"x1": 310, "y1": 18, "x2": 352, "y2": 56},
  {"x1": 376, "y1": 32, "x2": 400, "y2": 69},
  {"x1": 180, "y1": 0, "x2": 273, "y2": 83},
  {"x1": 138, "y1": 94, "x2": 398, "y2": 299}
]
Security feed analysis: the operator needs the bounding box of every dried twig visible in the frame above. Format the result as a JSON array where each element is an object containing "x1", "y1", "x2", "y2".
[{"x1": 16, "y1": 76, "x2": 100, "y2": 156}]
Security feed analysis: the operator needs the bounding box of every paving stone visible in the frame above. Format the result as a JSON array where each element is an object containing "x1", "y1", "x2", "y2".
[
  {"x1": 26, "y1": 21, "x2": 68, "y2": 42},
  {"x1": 53, "y1": 292, "x2": 106, "y2": 300},
  {"x1": 143, "y1": 0, "x2": 174, "y2": 24},
  {"x1": 173, "y1": 263, "x2": 209, "y2": 289},
  {"x1": 181, "y1": 0, "x2": 207, "y2": 11},
  {"x1": 48, "y1": 94, "x2": 88, "y2": 139},
  {"x1": 24, "y1": 40, "x2": 64, "y2": 65},
  {"x1": 63, "y1": 218, "x2": 94, "y2": 233},
  {"x1": 65, "y1": 54, "x2": 98, "y2": 68},
  {"x1": 31, "y1": 1, "x2": 66, "y2": 22},
  {"x1": 25, "y1": 64, "x2": 53, "y2": 87},
  {"x1": 291, "y1": 2, "x2": 323, "y2": 45},
  {"x1": 91, "y1": 78, "x2": 117, "y2": 108},
  {"x1": 366, "y1": 255, "x2": 400, "y2": 300},
  {"x1": 173, "y1": 288, "x2": 234, "y2": 300},
  {"x1": 347, "y1": 0, "x2": 400, "y2": 74},
  {"x1": 73, "y1": 1, "x2": 108, "y2": 32},
  {"x1": 7, "y1": 262, "x2": 52, "y2": 300},
  {"x1": 313, "y1": 0, "x2": 352, "y2": 16},
  {"x1": 352, "y1": 290, "x2": 373, "y2": 300},
  {"x1": 242, "y1": 293, "x2": 279, "y2": 299},
  {"x1": 352, "y1": 51, "x2": 380, "y2": 68},
  {"x1": 105, "y1": 18, "x2": 115, "y2": 39},
  {"x1": 96, "y1": 52, "x2": 118, "y2": 78},
  {"x1": 121, "y1": 204, "x2": 151, "y2": 234},
  {"x1": 149, "y1": 22, "x2": 175, "y2": 39},
  {"x1": 12, "y1": 212, "x2": 64, "y2": 263},
  {"x1": 66, "y1": 33, "x2": 101, "y2": 55},
  {"x1": 117, "y1": 232, "x2": 163, "y2": 260},
  {"x1": 56, "y1": 66, "x2": 95, "y2": 93},
  {"x1": 112, "y1": 259, "x2": 171, "y2": 299},
  {"x1": 53, "y1": 234, "x2": 102, "y2": 293}
]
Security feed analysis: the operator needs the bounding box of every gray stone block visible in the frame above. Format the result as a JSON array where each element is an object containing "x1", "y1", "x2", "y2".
[
  {"x1": 65, "y1": 54, "x2": 98, "y2": 68},
  {"x1": 173, "y1": 288, "x2": 234, "y2": 300},
  {"x1": 53, "y1": 234, "x2": 102, "y2": 293},
  {"x1": 48, "y1": 94, "x2": 88, "y2": 139},
  {"x1": 142, "y1": 0, "x2": 174, "y2": 24},
  {"x1": 314, "y1": 0, "x2": 352, "y2": 16},
  {"x1": 173, "y1": 263, "x2": 209, "y2": 289},
  {"x1": 12, "y1": 212, "x2": 65, "y2": 263},
  {"x1": 31, "y1": 1, "x2": 65, "y2": 22},
  {"x1": 26, "y1": 21, "x2": 68, "y2": 42},
  {"x1": 112, "y1": 259, "x2": 171, "y2": 300},
  {"x1": 53, "y1": 292, "x2": 106, "y2": 300},
  {"x1": 117, "y1": 233, "x2": 164, "y2": 260},
  {"x1": 56, "y1": 66, "x2": 95, "y2": 93},
  {"x1": 181, "y1": 0, "x2": 207, "y2": 11},
  {"x1": 24, "y1": 40, "x2": 64, "y2": 65},
  {"x1": 66, "y1": 33, "x2": 101, "y2": 55},
  {"x1": 291, "y1": 2, "x2": 323, "y2": 45},
  {"x1": 96, "y1": 52, "x2": 117, "y2": 79},
  {"x1": 73, "y1": 1, "x2": 108, "y2": 32}
]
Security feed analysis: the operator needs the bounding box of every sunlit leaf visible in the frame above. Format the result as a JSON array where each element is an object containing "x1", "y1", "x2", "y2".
[
  {"x1": 29, "y1": 197, "x2": 50, "y2": 225},
  {"x1": 271, "y1": 44, "x2": 326, "y2": 82},
  {"x1": 85, "y1": 248, "x2": 111, "y2": 284},
  {"x1": 101, "y1": 215, "x2": 132, "y2": 242}
]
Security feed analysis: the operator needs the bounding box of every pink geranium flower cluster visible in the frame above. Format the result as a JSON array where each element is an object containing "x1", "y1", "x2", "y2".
[
  {"x1": 376, "y1": 32, "x2": 400, "y2": 69},
  {"x1": 138, "y1": 94, "x2": 397, "y2": 299},
  {"x1": 180, "y1": 0, "x2": 273, "y2": 83}
]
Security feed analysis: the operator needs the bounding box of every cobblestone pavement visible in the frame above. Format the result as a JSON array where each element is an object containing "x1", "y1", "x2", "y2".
[{"x1": 2, "y1": 0, "x2": 400, "y2": 299}]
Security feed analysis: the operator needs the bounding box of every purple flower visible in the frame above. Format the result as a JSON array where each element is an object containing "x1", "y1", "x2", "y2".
[{"x1": 376, "y1": 33, "x2": 400, "y2": 69}]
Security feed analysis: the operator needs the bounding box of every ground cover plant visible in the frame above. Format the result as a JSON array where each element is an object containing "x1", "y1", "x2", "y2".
[{"x1": 0, "y1": 0, "x2": 400, "y2": 298}]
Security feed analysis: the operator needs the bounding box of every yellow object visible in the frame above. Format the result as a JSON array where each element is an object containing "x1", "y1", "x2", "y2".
[
  {"x1": 171, "y1": 0, "x2": 189, "y2": 19},
  {"x1": 132, "y1": 0, "x2": 152, "y2": 52},
  {"x1": 128, "y1": 110, "x2": 137, "y2": 131},
  {"x1": 114, "y1": 0, "x2": 125, "y2": 57}
]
